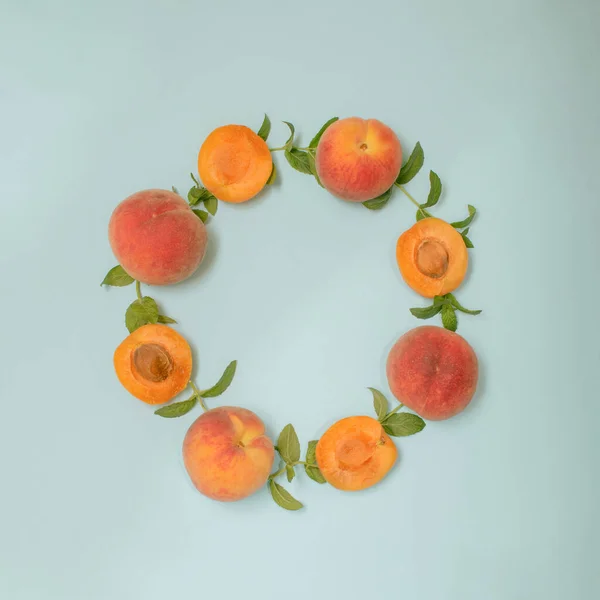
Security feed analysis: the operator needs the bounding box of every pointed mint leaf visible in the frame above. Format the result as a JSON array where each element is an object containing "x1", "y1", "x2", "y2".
[
  {"x1": 420, "y1": 171, "x2": 442, "y2": 208},
  {"x1": 101, "y1": 265, "x2": 134, "y2": 287},
  {"x1": 309, "y1": 117, "x2": 338, "y2": 148},
  {"x1": 363, "y1": 187, "x2": 393, "y2": 210},
  {"x1": 396, "y1": 142, "x2": 424, "y2": 185},
  {"x1": 257, "y1": 114, "x2": 271, "y2": 141}
]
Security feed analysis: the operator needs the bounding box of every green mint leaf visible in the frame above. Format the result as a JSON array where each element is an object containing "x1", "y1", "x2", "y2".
[
  {"x1": 433, "y1": 295, "x2": 447, "y2": 307},
  {"x1": 450, "y1": 204, "x2": 476, "y2": 229},
  {"x1": 101, "y1": 265, "x2": 134, "y2": 287},
  {"x1": 188, "y1": 187, "x2": 202, "y2": 204},
  {"x1": 192, "y1": 209, "x2": 208, "y2": 223},
  {"x1": 421, "y1": 171, "x2": 442, "y2": 208},
  {"x1": 446, "y1": 294, "x2": 482, "y2": 315},
  {"x1": 382, "y1": 412, "x2": 426, "y2": 436},
  {"x1": 286, "y1": 465, "x2": 295, "y2": 483},
  {"x1": 172, "y1": 186, "x2": 180, "y2": 195},
  {"x1": 307, "y1": 152, "x2": 323, "y2": 187},
  {"x1": 283, "y1": 121, "x2": 295, "y2": 149},
  {"x1": 363, "y1": 187, "x2": 393, "y2": 210},
  {"x1": 285, "y1": 148, "x2": 313, "y2": 175},
  {"x1": 204, "y1": 195, "x2": 218, "y2": 216},
  {"x1": 409, "y1": 304, "x2": 442, "y2": 319},
  {"x1": 125, "y1": 296, "x2": 159, "y2": 333},
  {"x1": 305, "y1": 440, "x2": 318, "y2": 465},
  {"x1": 441, "y1": 304, "x2": 458, "y2": 332},
  {"x1": 416, "y1": 208, "x2": 428, "y2": 221},
  {"x1": 200, "y1": 360, "x2": 237, "y2": 398},
  {"x1": 257, "y1": 114, "x2": 271, "y2": 141},
  {"x1": 309, "y1": 117, "x2": 338, "y2": 148},
  {"x1": 462, "y1": 233, "x2": 474, "y2": 248},
  {"x1": 396, "y1": 141, "x2": 424, "y2": 185},
  {"x1": 305, "y1": 464, "x2": 326, "y2": 484},
  {"x1": 368, "y1": 387, "x2": 388, "y2": 421},
  {"x1": 154, "y1": 396, "x2": 197, "y2": 418},
  {"x1": 269, "y1": 480, "x2": 303, "y2": 511},
  {"x1": 277, "y1": 424, "x2": 301, "y2": 464},
  {"x1": 266, "y1": 163, "x2": 277, "y2": 185},
  {"x1": 157, "y1": 315, "x2": 177, "y2": 324}
]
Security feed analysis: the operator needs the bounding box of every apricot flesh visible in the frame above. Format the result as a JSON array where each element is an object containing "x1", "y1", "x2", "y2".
[
  {"x1": 108, "y1": 189, "x2": 208, "y2": 286},
  {"x1": 396, "y1": 217, "x2": 468, "y2": 298},
  {"x1": 113, "y1": 324, "x2": 192, "y2": 405},
  {"x1": 386, "y1": 325, "x2": 478, "y2": 420},
  {"x1": 315, "y1": 116, "x2": 402, "y2": 202},
  {"x1": 316, "y1": 416, "x2": 397, "y2": 491},
  {"x1": 197, "y1": 124, "x2": 273, "y2": 203},
  {"x1": 182, "y1": 406, "x2": 275, "y2": 502}
]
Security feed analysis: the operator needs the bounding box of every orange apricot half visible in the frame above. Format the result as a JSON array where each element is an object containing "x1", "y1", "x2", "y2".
[
  {"x1": 396, "y1": 217, "x2": 468, "y2": 298},
  {"x1": 113, "y1": 324, "x2": 192, "y2": 405},
  {"x1": 315, "y1": 416, "x2": 397, "y2": 491},
  {"x1": 197, "y1": 124, "x2": 273, "y2": 203}
]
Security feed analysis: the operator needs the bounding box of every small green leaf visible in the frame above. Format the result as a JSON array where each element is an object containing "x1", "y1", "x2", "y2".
[
  {"x1": 204, "y1": 195, "x2": 218, "y2": 216},
  {"x1": 266, "y1": 163, "x2": 277, "y2": 185},
  {"x1": 416, "y1": 208, "x2": 428, "y2": 221},
  {"x1": 125, "y1": 296, "x2": 159, "y2": 333},
  {"x1": 307, "y1": 152, "x2": 323, "y2": 187},
  {"x1": 154, "y1": 396, "x2": 197, "y2": 418},
  {"x1": 409, "y1": 304, "x2": 443, "y2": 319},
  {"x1": 200, "y1": 360, "x2": 237, "y2": 398},
  {"x1": 192, "y1": 209, "x2": 208, "y2": 223},
  {"x1": 157, "y1": 314, "x2": 177, "y2": 324},
  {"x1": 305, "y1": 440, "x2": 318, "y2": 465},
  {"x1": 190, "y1": 173, "x2": 201, "y2": 187},
  {"x1": 433, "y1": 295, "x2": 446, "y2": 307},
  {"x1": 172, "y1": 186, "x2": 180, "y2": 195},
  {"x1": 462, "y1": 233, "x2": 474, "y2": 248},
  {"x1": 309, "y1": 117, "x2": 338, "y2": 148},
  {"x1": 285, "y1": 148, "x2": 313, "y2": 175},
  {"x1": 421, "y1": 171, "x2": 442, "y2": 208},
  {"x1": 283, "y1": 121, "x2": 295, "y2": 149},
  {"x1": 286, "y1": 465, "x2": 295, "y2": 483},
  {"x1": 441, "y1": 304, "x2": 458, "y2": 332},
  {"x1": 188, "y1": 187, "x2": 202, "y2": 204},
  {"x1": 257, "y1": 114, "x2": 271, "y2": 141},
  {"x1": 368, "y1": 387, "x2": 388, "y2": 421},
  {"x1": 269, "y1": 480, "x2": 303, "y2": 511},
  {"x1": 277, "y1": 424, "x2": 301, "y2": 464},
  {"x1": 363, "y1": 187, "x2": 393, "y2": 210},
  {"x1": 305, "y1": 464, "x2": 326, "y2": 484},
  {"x1": 382, "y1": 412, "x2": 426, "y2": 436},
  {"x1": 446, "y1": 294, "x2": 482, "y2": 315},
  {"x1": 396, "y1": 142, "x2": 424, "y2": 185},
  {"x1": 450, "y1": 205, "x2": 476, "y2": 229},
  {"x1": 101, "y1": 265, "x2": 134, "y2": 287}
]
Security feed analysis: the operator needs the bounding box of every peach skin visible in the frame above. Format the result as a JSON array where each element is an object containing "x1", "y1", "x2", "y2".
[
  {"x1": 182, "y1": 406, "x2": 275, "y2": 502},
  {"x1": 315, "y1": 117, "x2": 402, "y2": 202}
]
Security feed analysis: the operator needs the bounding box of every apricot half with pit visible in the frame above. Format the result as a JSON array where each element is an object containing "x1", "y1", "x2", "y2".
[
  {"x1": 396, "y1": 217, "x2": 468, "y2": 298},
  {"x1": 113, "y1": 324, "x2": 192, "y2": 404},
  {"x1": 315, "y1": 416, "x2": 397, "y2": 491}
]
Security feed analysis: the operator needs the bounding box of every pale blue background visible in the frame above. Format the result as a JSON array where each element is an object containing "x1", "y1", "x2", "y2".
[{"x1": 1, "y1": 1, "x2": 598, "y2": 599}]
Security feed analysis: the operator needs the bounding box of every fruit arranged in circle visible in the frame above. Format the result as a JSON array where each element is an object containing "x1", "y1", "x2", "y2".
[
  {"x1": 114, "y1": 324, "x2": 193, "y2": 405},
  {"x1": 315, "y1": 116, "x2": 402, "y2": 202},
  {"x1": 396, "y1": 217, "x2": 468, "y2": 298},
  {"x1": 315, "y1": 416, "x2": 397, "y2": 491},
  {"x1": 183, "y1": 406, "x2": 275, "y2": 502},
  {"x1": 109, "y1": 189, "x2": 208, "y2": 286},
  {"x1": 386, "y1": 325, "x2": 478, "y2": 421},
  {"x1": 197, "y1": 124, "x2": 273, "y2": 203}
]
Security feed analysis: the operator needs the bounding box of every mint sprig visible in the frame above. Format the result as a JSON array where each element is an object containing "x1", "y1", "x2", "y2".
[{"x1": 410, "y1": 293, "x2": 481, "y2": 331}]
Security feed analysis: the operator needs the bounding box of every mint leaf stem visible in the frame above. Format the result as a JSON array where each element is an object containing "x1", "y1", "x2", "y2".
[
  {"x1": 382, "y1": 403, "x2": 404, "y2": 421},
  {"x1": 189, "y1": 381, "x2": 209, "y2": 412},
  {"x1": 135, "y1": 280, "x2": 142, "y2": 301},
  {"x1": 394, "y1": 183, "x2": 431, "y2": 219}
]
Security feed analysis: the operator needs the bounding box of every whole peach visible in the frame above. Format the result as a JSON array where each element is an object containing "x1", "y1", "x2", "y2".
[
  {"x1": 108, "y1": 189, "x2": 207, "y2": 286},
  {"x1": 182, "y1": 406, "x2": 275, "y2": 502},
  {"x1": 386, "y1": 326, "x2": 479, "y2": 420},
  {"x1": 315, "y1": 117, "x2": 402, "y2": 202}
]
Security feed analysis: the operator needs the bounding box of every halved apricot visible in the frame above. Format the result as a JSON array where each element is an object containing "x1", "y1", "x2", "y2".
[
  {"x1": 197, "y1": 124, "x2": 273, "y2": 203},
  {"x1": 113, "y1": 324, "x2": 192, "y2": 404},
  {"x1": 315, "y1": 416, "x2": 397, "y2": 491},
  {"x1": 396, "y1": 217, "x2": 468, "y2": 298}
]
